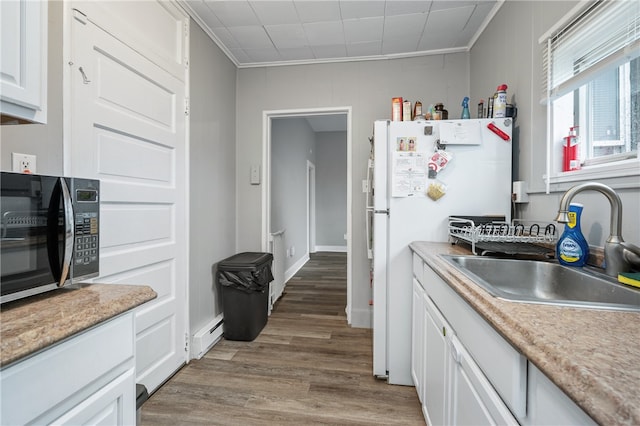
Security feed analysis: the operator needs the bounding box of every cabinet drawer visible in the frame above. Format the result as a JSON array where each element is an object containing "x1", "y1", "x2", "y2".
[
  {"x1": 1, "y1": 313, "x2": 134, "y2": 425},
  {"x1": 423, "y1": 265, "x2": 527, "y2": 419},
  {"x1": 413, "y1": 253, "x2": 424, "y2": 284}
]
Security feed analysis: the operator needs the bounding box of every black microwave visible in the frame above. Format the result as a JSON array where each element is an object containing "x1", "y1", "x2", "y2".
[{"x1": 1, "y1": 172, "x2": 100, "y2": 304}]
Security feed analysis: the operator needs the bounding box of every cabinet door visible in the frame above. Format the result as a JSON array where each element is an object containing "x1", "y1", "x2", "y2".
[
  {"x1": 450, "y1": 335, "x2": 518, "y2": 426},
  {"x1": 52, "y1": 368, "x2": 136, "y2": 425},
  {"x1": 0, "y1": 0, "x2": 47, "y2": 122},
  {"x1": 423, "y1": 294, "x2": 452, "y2": 426},
  {"x1": 411, "y1": 278, "x2": 425, "y2": 400}
]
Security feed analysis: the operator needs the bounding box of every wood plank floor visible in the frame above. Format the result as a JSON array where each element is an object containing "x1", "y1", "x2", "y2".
[{"x1": 141, "y1": 252, "x2": 424, "y2": 425}]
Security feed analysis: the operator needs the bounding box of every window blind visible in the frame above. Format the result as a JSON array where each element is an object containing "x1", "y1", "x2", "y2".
[{"x1": 542, "y1": 0, "x2": 640, "y2": 103}]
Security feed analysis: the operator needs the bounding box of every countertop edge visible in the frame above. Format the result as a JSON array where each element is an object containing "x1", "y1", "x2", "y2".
[
  {"x1": 409, "y1": 241, "x2": 640, "y2": 426},
  {"x1": 1, "y1": 283, "x2": 157, "y2": 368}
]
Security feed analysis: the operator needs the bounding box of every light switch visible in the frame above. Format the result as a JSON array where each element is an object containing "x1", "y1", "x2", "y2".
[{"x1": 250, "y1": 164, "x2": 260, "y2": 185}]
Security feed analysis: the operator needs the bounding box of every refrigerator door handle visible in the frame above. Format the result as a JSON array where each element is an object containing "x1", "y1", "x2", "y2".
[{"x1": 374, "y1": 209, "x2": 389, "y2": 215}]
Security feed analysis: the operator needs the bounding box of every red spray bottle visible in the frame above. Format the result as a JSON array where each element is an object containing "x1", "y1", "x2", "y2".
[{"x1": 563, "y1": 126, "x2": 580, "y2": 172}]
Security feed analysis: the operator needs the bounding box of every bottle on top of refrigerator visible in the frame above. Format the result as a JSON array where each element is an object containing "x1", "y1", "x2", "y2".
[
  {"x1": 487, "y1": 95, "x2": 494, "y2": 118},
  {"x1": 556, "y1": 203, "x2": 589, "y2": 267},
  {"x1": 493, "y1": 84, "x2": 508, "y2": 118},
  {"x1": 461, "y1": 97, "x2": 470, "y2": 119}
]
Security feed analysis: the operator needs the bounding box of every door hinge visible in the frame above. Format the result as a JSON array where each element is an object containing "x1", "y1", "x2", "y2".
[
  {"x1": 185, "y1": 333, "x2": 189, "y2": 353},
  {"x1": 184, "y1": 98, "x2": 190, "y2": 116}
]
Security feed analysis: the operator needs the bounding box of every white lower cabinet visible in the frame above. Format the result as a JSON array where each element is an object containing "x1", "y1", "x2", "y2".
[
  {"x1": 523, "y1": 363, "x2": 596, "y2": 426},
  {"x1": 52, "y1": 368, "x2": 135, "y2": 425},
  {"x1": 0, "y1": 312, "x2": 136, "y2": 425},
  {"x1": 422, "y1": 293, "x2": 452, "y2": 426},
  {"x1": 411, "y1": 253, "x2": 595, "y2": 425},
  {"x1": 411, "y1": 278, "x2": 425, "y2": 401},
  {"x1": 449, "y1": 335, "x2": 518, "y2": 425}
]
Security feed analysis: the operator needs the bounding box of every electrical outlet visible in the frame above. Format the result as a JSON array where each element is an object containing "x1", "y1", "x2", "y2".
[
  {"x1": 12, "y1": 153, "x2": 37, "y2": 174},
  {"x1": 512, "y1": 181, "x2": 529, "y2": 203}
]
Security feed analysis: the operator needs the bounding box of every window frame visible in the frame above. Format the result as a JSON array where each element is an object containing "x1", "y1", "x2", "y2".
[{"x1": 541, "y1": 0, "x2": 640, "y2": 192}]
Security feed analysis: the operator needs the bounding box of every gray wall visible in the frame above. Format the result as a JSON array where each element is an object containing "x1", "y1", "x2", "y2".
[
  {"x1": 236, "y1": 54, "x2": 470, "y2": 326},
  {"x1": 471, "y1": 1, "x2": 639, "y2": 247},
  {"x1": 271, "y1": 117, "x2": 316, "y2": 271},
  {"x1": 316, "y1": 131, "x2": 347, "y2": 248},
  {"x1": 188, "y1": 22, "x2": 237, "y2": 336},
  {"x1": 0, "y1": 2, "x2": 63, "y2": 175}
]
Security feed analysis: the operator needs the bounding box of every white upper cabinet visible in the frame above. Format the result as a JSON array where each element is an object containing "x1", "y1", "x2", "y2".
[{"x1": 1, "y1": 0, "x2": 47, "y2": 124}]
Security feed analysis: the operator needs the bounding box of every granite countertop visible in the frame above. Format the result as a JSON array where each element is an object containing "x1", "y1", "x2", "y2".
[
  {"x1": 409, "y1": 242, "x2": 640, "y2": 425},
  {"x1": 0, "y1": 283, "x2": 156, "y2": 368}
]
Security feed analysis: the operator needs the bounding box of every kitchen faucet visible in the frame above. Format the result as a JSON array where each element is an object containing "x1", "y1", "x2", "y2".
[{"x1": 555, "y1": 182, "x2": 640, "y2": 277}]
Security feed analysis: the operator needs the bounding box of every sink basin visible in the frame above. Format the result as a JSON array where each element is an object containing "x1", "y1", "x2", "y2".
[{"x1": 441, "y1": 255, "x2": 640, "y2": 312}]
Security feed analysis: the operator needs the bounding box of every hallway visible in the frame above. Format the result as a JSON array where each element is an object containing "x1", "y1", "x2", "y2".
[{"x1": 141, "y1": 252, "x2": 424, "y2": 425}]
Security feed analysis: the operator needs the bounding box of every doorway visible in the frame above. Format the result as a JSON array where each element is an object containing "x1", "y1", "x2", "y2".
[
  {"x1": 263, "y1": 107, "x2": 353, "y2": 323},
  {"x1": 307, "y1": 160, "x2": 316, "y2": 254}
]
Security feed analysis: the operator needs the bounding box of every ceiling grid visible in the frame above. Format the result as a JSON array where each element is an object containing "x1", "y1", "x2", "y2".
[{"x1": 181, "y1": 0, "x2": 503, "y2": 68}]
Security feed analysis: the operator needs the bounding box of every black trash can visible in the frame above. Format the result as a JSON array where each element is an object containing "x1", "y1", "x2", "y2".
[{"x1": 217, "y1": 252, "x2": 273, "y2": 341}]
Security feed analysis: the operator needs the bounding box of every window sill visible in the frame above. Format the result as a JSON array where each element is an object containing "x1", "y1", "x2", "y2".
[{"x1": 547, "y1": 158, "x2": 639, "y2": 186}]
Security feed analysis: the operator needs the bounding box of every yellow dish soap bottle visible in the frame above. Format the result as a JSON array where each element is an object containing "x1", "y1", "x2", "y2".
[{"x1": 556, "y1": 203, "x2": 589, "y2": 267}]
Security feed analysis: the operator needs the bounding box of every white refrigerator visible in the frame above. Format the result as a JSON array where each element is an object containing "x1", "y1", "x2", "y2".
[{"x1": 367, "y1": 118, "x2": 513, "y2": 385}]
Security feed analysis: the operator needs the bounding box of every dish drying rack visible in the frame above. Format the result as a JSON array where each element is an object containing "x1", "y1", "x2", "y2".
[{"x1": 448, "y1": 216, "x2": 558, "y2": 256}]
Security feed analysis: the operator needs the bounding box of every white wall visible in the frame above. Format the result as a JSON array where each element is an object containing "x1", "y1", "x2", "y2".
[
  {"x1": 271, "y1": 117, "x2": 316, "y2": 272},
  {"x1": 471, "y1": 1, "x2": 639, "y2": 248},
  {"x1": 188, "y1": 21, "x2": 237, "y2": 336},
  {"x1": 236, "y1": 54, "x2": 470, "y2": 327},
  {"x1": 0, "y1": 2, "x2": 63, "y2": 175},
  {"x1": 316, "y1": 131, "x2": 347, "y2": 249}
]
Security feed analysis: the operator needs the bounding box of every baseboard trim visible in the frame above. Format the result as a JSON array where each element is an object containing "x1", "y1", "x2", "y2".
[
  {"x1": 191, "y1": 314, "x2": 224, "y2": 359},
  {"x1": 350, "y1": 307, "x2": 372, "y2": 328},
  {"x1": 285, "y1": 254, "x2": 310, "y2": 283},
  {"x1": 315, "y1": 245, "x2": 347, "y2": 253}
]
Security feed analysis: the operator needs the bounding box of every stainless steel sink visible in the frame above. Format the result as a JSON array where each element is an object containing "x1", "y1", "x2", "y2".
[{"x1": 441, "y1": 255, "x2": 640, "y2": 312}]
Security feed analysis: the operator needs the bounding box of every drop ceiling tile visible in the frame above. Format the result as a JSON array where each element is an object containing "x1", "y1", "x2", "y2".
[
  {"x1": 303, "y1": 21, "x2": 345, "y2": 46},
  {"x1": 265, "y1": 24, "x2": 308, "y2": 49},
  {"x1": 385, "y1": 1, "x2": 433, "y2": 16},
  {"x1": 227, "y1": 26, "x2": 274, "y2": 49},
  {"x1": 382, "y1": 37, "x2": 420, "y2": 55},
  {"x1": 278, "y1": 47, "x2": 316, "y2": 61},
  {"x1": 230, "y1": 48, "x2": 252, "y2": 63},
  {"x1": 185, "y1": 0, "x2": 223, "y2": 28},
  {"x1": 426, "y1": 5, "x2": 476, "y2": 32},
  {"x1": 249, "y1": 1, "x2": 299, "y2": 25},
  {"x1": 383, "y1": 13, "x2": 428, "y2": 39},
  {"x1": 295, "y1": 1, "x2": 342, "y2": 23},
  {"x1": 311, "y1": 44, "x2": 348, "y2": 59},
  {"x1": 212, "y1": 27, "x2": 240, "y2": 49},
  {"x1": 429, "y1": 1, "x2": 477, "y2": 12},
  {"x1": 343, "y1": 17, "x2": 384, "y2": 43},
  {"x1": 418, "y1": 5, "x2": 475, "y2": 49},
  {"x1": 455, "y1": 2, "x2": 494, "y2": 45},
  {"x1": 339, "y1": 1, "x2": 385, "y2": 19},
  {"x1": 244, "y1": 47, "x2": 282, "y2": 62},
  {"x1": 204, "y1": 1, "x2": 260, "y2": 26},
  {"x1": 346, "y1": 41, "x2": 382, "y2": 57}
]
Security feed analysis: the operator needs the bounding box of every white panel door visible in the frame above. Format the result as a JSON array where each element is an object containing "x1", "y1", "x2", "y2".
[{"x1": 68, "y1": 5, "x2": 188, "y2": 393}]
